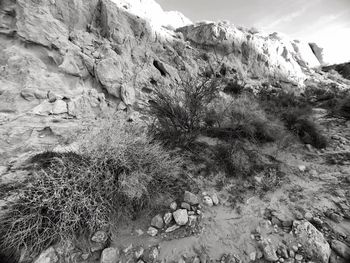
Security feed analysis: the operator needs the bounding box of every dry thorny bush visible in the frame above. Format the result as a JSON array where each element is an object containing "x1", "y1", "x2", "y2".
[{"x1": 0, "y1": 119, "x2": 191, "y2": 257}]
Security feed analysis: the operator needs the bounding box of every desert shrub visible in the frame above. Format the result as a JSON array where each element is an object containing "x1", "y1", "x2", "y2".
[
  {"x1": 0, "y1": 120, "x2": 189, "y2": 256},
  {"x1": 205, "y1": 95, "x2": 285, "y2": 142},
  {"x1": 148, "y1": 76, "x2": 219, "y2": 145},
  {"x1": 213, "y1": 141, "x2": 266, "y2": 178},
  {"x1": 259, "y1": 90, "x2": 327, "y2": 148},
  {"x1": 333, "y1": 96, "x2": 350, "y2": 119},
  {"x1": 281, "y1": 107, "x2": 327, "y2": 148}
]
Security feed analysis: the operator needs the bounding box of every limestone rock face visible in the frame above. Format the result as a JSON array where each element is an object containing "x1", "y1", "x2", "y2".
[
  {"x1": 178, "y1": 22, "x2": 321, "y2": 85},
  {"x1": 0, "y1": 0, "x2": 336, "y2": 168}
]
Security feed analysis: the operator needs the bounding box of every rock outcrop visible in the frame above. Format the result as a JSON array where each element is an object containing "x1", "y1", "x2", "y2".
[{"x1": 0, "y1": 0, "x2": 337, "y2": 166}]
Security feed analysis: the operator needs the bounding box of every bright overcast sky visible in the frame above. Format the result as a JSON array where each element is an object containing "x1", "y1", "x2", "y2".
[{"x1": 159, "y1": 0, "x2": 350, "y2": 64}]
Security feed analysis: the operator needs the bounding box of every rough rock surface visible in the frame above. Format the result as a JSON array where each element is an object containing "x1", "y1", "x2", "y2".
[
  {"x1": 0, "y1": 0, "x2": 338, "y2": 168},
  {"x1": 293, "y1": 221, "x2": 331, "y2": 263}
]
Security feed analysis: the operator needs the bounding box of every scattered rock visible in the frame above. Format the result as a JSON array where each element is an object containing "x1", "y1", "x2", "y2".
[
  {"x1": 293, "y1": 221, "x2": 331, "y2": 263},
  {"x1": 211, "y1": 193, "x2": 219, "y2": 205},
  {"x1": 145, "y1": 246, "x2": 159, "y2": 263},
  {"x1": 304, "y1": 212, "x2": 313, "y2": 221},
  {"x1": 135, "y1": 229, "x2": 144, "y2": 236},
  {"x1": 123, "y1": 244, "x2": 133, "y2": 254},
  {"x1": 173, "y1": 209, "x2": 188, "y2": 225},
  {"x1": 147, "y1": 227, "x2": 158, "y2": 237},
  {"x1": 135, "y1": 246, "x2": 144, "y2": 259},
  {"x1": 165, "y1": 224, "x2": 181, "y2": 233},
  {"x1": 170, "y1": 201, "x2": 178, "y2": 211},
  {"x1": 331, "y1": 240, "x2": 350, "y2": 259},
  {"x1": 203, "y1": 196, "x2": 213, "y2": 207},
  {"x1": 34, "y1": 247, "x2": 58, "y2": 263},
  {"x1": 164, "y1": 212, "x2": 173, "y2": 225},
  {"x1": 100, "y1": 247, "x2": 119, "y2": 263},
  {"x1": 298, "y1": 165, "x2": 307, "y2": 172},
  {"x1": 151, "y1": 214, "x2": 164, "y2": 229},
  {"x1": 184, "y1": 191, "x2": 199, "y2": 205},
  {"x1": 295, "y1": 254, "x2": 303, "y2": 261},
  {"x1": 259, "y1": 239, "x2": 278, "y2": 262},
  {"x1": 91, "y1": 231, "x2": 108, "y2": 243},
  {"x1": 181, "y1": 202, "x2": 191, "y2": 210},
  {"x1": 188, "y1": 215, "x2": 197, "y2": 227}
]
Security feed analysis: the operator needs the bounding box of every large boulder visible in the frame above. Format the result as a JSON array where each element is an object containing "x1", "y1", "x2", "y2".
[{"x1": 293, "y1": 221, "x2": 331, "y2": 263}]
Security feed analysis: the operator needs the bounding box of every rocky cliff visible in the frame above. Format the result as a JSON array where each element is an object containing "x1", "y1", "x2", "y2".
[{"x1": 0, "y1": 0, "x2": 345, "y2": 165}]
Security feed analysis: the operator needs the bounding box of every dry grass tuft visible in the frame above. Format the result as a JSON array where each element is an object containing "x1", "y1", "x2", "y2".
[{"x1": 0, "y1": 120, "x2": 189, "y2": 257}]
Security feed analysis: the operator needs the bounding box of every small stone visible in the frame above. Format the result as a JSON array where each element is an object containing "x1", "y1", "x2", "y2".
[
  {"x1": 281, "y1": 247, "x2": 289, "y2": 259},
  {"x1": 298, "y1": 165, "x2": 307, "y2": 172},
  {"x1": 123, "y1": 244, "x2": 133, "y2": 254},
  {"x1": 292, "y1": 246, "x2": 298, "y2": 252},
  {"x1": 170, "y1": 201, "x2": 177, "y2": 211},
  {"x1": 173, "y1": 209, "x2": 188, "y2": 225},
  {"x1": 135, "y1": 229, "x2": 144, "y2": 236},
  {"x1": 165, "y1": 224, "x2": 180, "y2": 233},
  {"x1": 164, "y1": 212, "x2": 173, "y2": 225},
  {"x1": 211, "y1": 193, "x2": 219, "y2": 205},
  {"x1": 192, "y1": 257, "x2": 200, "y2": 263},
  {"x1": 147, "y1": 227, "x2": 158, "y2": 237},
  {"x1": 181, "y1": 202, "x2": 191, "y2": 210},
  {"x1": 178, "y1": 258, "x2": 186, "y2": 263},
  {"x1": 330, "y1": 212, "x2": 343, "y2": 223},
  {"x1": 304, "y1": 212, "x2": 313, "y2": 221},
  {"x1": 249, "y1": 252, "x2": 256, "y2": 261},
  {"x1": 271, "y1": 216, "x2": 282, "y2": 227},
  {"x1": 81, "y1": 253, "x2": 89, "y2": 260},
  {"x1": 279, "y1": 258, "x2": 285, "y2": 263},
  {"x1": 188, "y1": 211, "x2": 195, "y2": 216},
  {"x1": 91, "y1": 231, "x2": 108, "y2": 243},
  {"x1": 188, "y1": 215, "x2": 197, "y2": 227},
  {"x1": 312, "y1": 217, "x2": 323, "y2": 225},
  {"x1": 184, "y1": 191, "x2": 199, "y2": 205},
  {"x1": 100, "y1": 247, "x2": 119, "y2": 263},
  {"x1": 295, "y1": 254, "x2": 303, "y2": 261},
  {"x1": 203, "y1": 196, "x2": 213, "y2": 207},
  {"x1": 151, "y1": 214, "x2": 164, "y2": 229},
  {"x1": 260, "y1": 239, "x2": 278, "y2": 262},
  {"x1": 145, "y1": 246, "x2": 159, "y2": 262},
  {"x1": 331, "y1": 240, "x2": 350, "y2": 259},
  {"x1": 289, "y1": 250, "x2": 295, "y2": 258},
  {"x1": 135, "y1": 246, "x2": 144, "y2": 259}
]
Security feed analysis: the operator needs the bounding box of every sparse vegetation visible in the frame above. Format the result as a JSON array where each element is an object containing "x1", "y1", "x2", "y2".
[
  {"x1": 0, "y1": 120, "x2": 190, "y2": 256},
  {"x1": 259, "y1": 89, "x2": 328, "y2": 149}
]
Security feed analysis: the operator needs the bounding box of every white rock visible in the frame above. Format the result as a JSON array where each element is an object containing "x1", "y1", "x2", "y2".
[
  {"x1": 170, "y1": 201, "x2": 177, "y2": 211},
  {"x1": 91, "y1": 231, "x2": 108, "y2": 243},
  {"x1": 298, "y1": 165, "x2": 307, "y2": 172},
  {"x1": 165, "y1": 224, "x2": 180, "y2": 233},
  {"x1": 211, "y1": 193, "x2": 219, "y2": 205},
  {"x1": 163, "y1": 212, "x2": 173, "y2": 225},
  {"x1": 151, "y1": 214, "x2": 164, "y2": 229},
  {"x1": 173, "y1": 209, "x2": 188, "y2": 225},
  {"x1": 147, "y1": 227, "x2": 158, "y2": 237},
  {"x1": 100, "y1": 247, "x2": 119, "y2": 263},
  {"x1": 203, "y1": 196, "x2": 213, "y2": 207},
  {"x1": 184, "y1": 191, "x2": 199, "y2": 205}
]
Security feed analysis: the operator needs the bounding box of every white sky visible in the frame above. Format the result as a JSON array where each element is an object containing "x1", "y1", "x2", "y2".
[{"x1": 159, "y1": 0, "x2": 350, "y2": 64}]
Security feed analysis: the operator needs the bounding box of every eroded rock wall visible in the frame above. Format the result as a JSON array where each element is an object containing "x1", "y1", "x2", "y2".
[{"x1": 0, "y1": 0, "x2": 325, "y2": 165}]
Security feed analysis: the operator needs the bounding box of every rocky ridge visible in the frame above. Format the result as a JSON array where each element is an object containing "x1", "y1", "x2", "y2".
[{"x1": 1, "y1": 0, "x2": 348, "y2": 166}]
